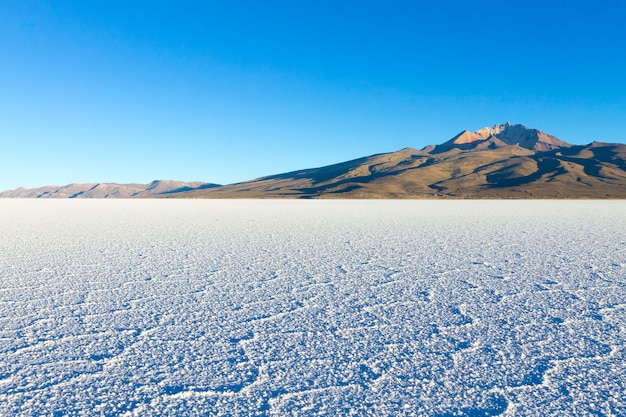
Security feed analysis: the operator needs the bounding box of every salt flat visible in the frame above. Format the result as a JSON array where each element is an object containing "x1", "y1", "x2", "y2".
[{"x1": 0, "y1": 200, "x2": 624, "y2": 416}]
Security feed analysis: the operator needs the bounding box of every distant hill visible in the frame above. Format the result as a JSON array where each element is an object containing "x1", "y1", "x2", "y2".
[
  {"x1": 3, "y1": 123, "x2": 625, "y2": 199},
  {"x1": 171, "y1": 123, "x2": 626, "y2": 199},
  {"x1": 0, "y1": 180, "x2": 220, "y2": 198}
]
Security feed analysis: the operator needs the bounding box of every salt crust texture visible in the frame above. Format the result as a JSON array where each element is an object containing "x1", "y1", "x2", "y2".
[{"x1": 0, "y1": 200, "x2": 624, "y2": 416}]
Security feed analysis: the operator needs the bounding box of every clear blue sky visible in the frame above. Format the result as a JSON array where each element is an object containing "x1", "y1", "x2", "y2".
[{"x1": 1, "y1": 0, "x2": 625, "y2": 190}]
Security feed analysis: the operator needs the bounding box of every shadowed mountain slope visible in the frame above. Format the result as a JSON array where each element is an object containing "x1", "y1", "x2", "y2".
[{"x1": 175, "y1": 123, "x2": 626, "y2": 199}]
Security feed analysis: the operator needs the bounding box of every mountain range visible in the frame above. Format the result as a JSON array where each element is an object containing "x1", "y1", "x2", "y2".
[
  {"x1": 0, "y1": 180, "x2": 218, "y2": 198},
  {"x1": 3, "y1": 123, "x2": 625, "y2": 199}
]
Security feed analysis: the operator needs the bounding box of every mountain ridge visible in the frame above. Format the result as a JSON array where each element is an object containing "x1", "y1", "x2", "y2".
[
  {"x1": 0, "y1": 180, "x2": 219, "y2": 198},
  {"x1": 436, "y1": 122, "x2": 571, "y2": 153}
]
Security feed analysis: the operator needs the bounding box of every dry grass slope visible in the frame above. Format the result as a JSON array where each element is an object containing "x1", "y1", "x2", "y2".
[{"x1": 175, "y1": 141, "x2": 626, "y2": 199}]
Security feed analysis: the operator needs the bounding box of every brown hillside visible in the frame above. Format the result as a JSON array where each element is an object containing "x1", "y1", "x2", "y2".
[{"x1": 174, "y1": 124, "x2": 626, "y2": 199}]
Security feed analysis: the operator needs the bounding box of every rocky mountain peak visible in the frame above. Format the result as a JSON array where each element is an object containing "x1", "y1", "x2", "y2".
[{"x1": 442, "y1": 122, "x2": 570, "y2": 152}]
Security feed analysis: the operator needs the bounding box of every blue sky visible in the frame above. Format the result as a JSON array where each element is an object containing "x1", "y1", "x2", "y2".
[{"x1": 1, "y1": 0, "x2": 625, "y2": 190}]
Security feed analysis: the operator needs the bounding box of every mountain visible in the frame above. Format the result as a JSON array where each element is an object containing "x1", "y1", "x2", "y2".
[
  {"x1": 0, "y1": 180, "x2": 220, "y2": 198},
  {"x1": 168, "y1": 123, "x2": 626, "y2": 199},
  {"x1": 436, "y1": 122, "x2": 571, "y2": 152},
  {"x1": 3, "y1": 123, "x2": 625, "y2": 199}
]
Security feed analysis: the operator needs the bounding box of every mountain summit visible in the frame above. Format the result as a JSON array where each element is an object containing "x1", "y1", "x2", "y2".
[{"x1": 439, "y1": 122, "x2": 571, "y2": 152}]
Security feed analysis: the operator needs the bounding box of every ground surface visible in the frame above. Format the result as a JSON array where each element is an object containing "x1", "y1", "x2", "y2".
[{"x1": 0, "y1": 200, "x2": 624, "y2": 416}]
